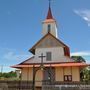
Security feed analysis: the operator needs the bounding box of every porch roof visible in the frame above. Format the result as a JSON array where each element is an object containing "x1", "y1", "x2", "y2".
[{"x1": 11, "y1": 62, "x2": 90, "y2": 68}]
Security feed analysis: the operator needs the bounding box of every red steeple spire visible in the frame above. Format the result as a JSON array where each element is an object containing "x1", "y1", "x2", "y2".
[{"x1": 46, "y1": 1, "x2": 53, "y2": 19}]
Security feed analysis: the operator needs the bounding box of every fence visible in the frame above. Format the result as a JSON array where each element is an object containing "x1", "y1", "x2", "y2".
[
  {"x1": 0, "y1": 80, "x2": 90, "y2": 90},
  {"x1": 42, "y1": 81, "x2": 90, "y2": 90},
  {"x1": 0, "y1": 81, "x2": 33, "y2": 90}
]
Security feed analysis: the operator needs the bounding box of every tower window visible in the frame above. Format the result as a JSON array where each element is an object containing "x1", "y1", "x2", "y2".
[
  {"x1": 48, "y1": 24, "x2": 51, "y2": 33},
  {"x1": 46, "y1": 52, "x2": 52, "y2": 61}
]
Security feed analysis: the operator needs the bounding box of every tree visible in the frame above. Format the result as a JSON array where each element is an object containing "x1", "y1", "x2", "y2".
[
  {"x1": 71, "y1": 56, "x2": 86, "y2": 63},
  {"x1": 81, "y1": 67, "x2": 90, "y2": 82},
  {"x1": 0, "y1": 71, "x2": 17, "y2": 80}
]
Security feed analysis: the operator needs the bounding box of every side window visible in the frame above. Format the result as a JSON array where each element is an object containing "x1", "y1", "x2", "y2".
[
  {"x1": 46, "y1": 52, "x2": 52, "y2": 61},
  {"x1": 64, "y1": 75, "x2": 72, "y2": 81},
  {"x1": 48, "y1": 24, "x2": 51, "y2": 33}
]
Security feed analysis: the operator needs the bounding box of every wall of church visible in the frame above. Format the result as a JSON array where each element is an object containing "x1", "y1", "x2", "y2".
[
  {"x1": 72, "y1": 67, "x2": 80, "y2": 81},
  {"x1": 21, "y1": 67, "x2": 43, "y2": 86},
  {"x1": 21, "y1": 68, "x2": 28, "y2": 80},
  {"x1": 55, "y1": 67, "x2": 64, "y2": 81},
  {"x1": 21, "y1": 67, "x2": 33, "y2": 81},
  {"x1": 21, "y1": 66, "x2": 80, "y2": 83},
  {"x1": 35, "y1": 47, "x2": 64, "y2": 62},
  {"x1": 64, "y1": 67, "x2": 72, "y2": 75},
  {"x1": 55, "y1": 67, "x2": 80, "y2": 82},
  {"x1": 42, "y1": 22, "x2": 57, "y2": 37},
  {"x1": 35, "y1": 70, "x2": 43, "y2": 86}
]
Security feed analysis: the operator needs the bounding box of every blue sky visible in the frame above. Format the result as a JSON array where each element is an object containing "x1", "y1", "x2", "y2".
[{"x1": 0, "y1": 0, "x2": 90, "y2": 72}]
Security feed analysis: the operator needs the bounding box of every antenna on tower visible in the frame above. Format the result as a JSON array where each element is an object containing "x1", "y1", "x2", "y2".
[
  {"x1": 46, "y1": 0, "x2": 53, "y2": 19},
  {"x1": 48, "y1": 0, "x2": 52, "y2": 7}
]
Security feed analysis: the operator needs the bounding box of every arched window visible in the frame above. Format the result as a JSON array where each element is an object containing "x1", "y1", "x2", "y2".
[{"x1": 48, "y1": 24, "x2": 51, "y2": 33}]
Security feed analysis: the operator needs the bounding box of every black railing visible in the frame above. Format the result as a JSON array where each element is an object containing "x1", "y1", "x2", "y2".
[
  {"x1": 0, "y1": 80, "x2": 90, "y2": 90},
  {"x1": 0, "y1": 80, "x2": 33, "y2": 90}
]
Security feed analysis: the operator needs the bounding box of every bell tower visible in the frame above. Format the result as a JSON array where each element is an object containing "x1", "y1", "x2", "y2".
[{"x1": 42, "y1": 1, "x2": 58, "y2": 38}]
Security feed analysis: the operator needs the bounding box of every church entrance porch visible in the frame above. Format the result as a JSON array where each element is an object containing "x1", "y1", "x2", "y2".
[{"x1": 43, "y1": 67, "x2": 55, "y2": 82}]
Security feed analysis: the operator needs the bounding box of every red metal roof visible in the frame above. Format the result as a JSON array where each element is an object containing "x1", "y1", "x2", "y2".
[{"x1": 46, "y1": 5, "x2": 53, "y2": 19}]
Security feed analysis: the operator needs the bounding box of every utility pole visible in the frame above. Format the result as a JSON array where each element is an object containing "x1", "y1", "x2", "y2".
[{"x1": 0, "y1": 65, "x2": 3, "y2": 74}]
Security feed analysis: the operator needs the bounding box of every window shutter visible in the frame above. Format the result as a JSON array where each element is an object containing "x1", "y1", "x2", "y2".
[
  {"x1": 46, "y1": 52, "x2": 52, "y2": 61},
  {"x1": 64, "y1": 47, "x2": 70, "y2": 57}
]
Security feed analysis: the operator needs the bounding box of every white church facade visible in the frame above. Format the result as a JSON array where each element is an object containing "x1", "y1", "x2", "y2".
[{"x1": 12, "y1": 3, "x2": 89, "y2": 87}]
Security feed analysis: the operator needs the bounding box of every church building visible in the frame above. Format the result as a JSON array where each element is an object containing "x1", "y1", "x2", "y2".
[{"x1": 12, "y1": 3, "x2": 89, "y2": 87}]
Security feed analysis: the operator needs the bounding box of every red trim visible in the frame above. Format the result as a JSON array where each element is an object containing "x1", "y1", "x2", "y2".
[{"x1": 11, "y1": 62, "x2": 89, "y2": 68}]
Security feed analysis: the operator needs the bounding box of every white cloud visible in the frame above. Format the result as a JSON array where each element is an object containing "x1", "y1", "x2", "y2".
[
  {"x1": 2, "y1": 66, "x2": 16, "y2": 72},
  {"x1": 74, "y1": 9, "x2": 90, "y2": 26},
  {"x1": 3, "y1": 51, "x2": 30, "y2": 61},
  {"x1": 71, "y1": 51, "x2": 90, "y2": 56},
  {"x1": 0, "y1": 47, "x2": 30, "y2": 61},
  {"x1": 0, "y1": 47, "x2": 31, "y2": 72}
]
